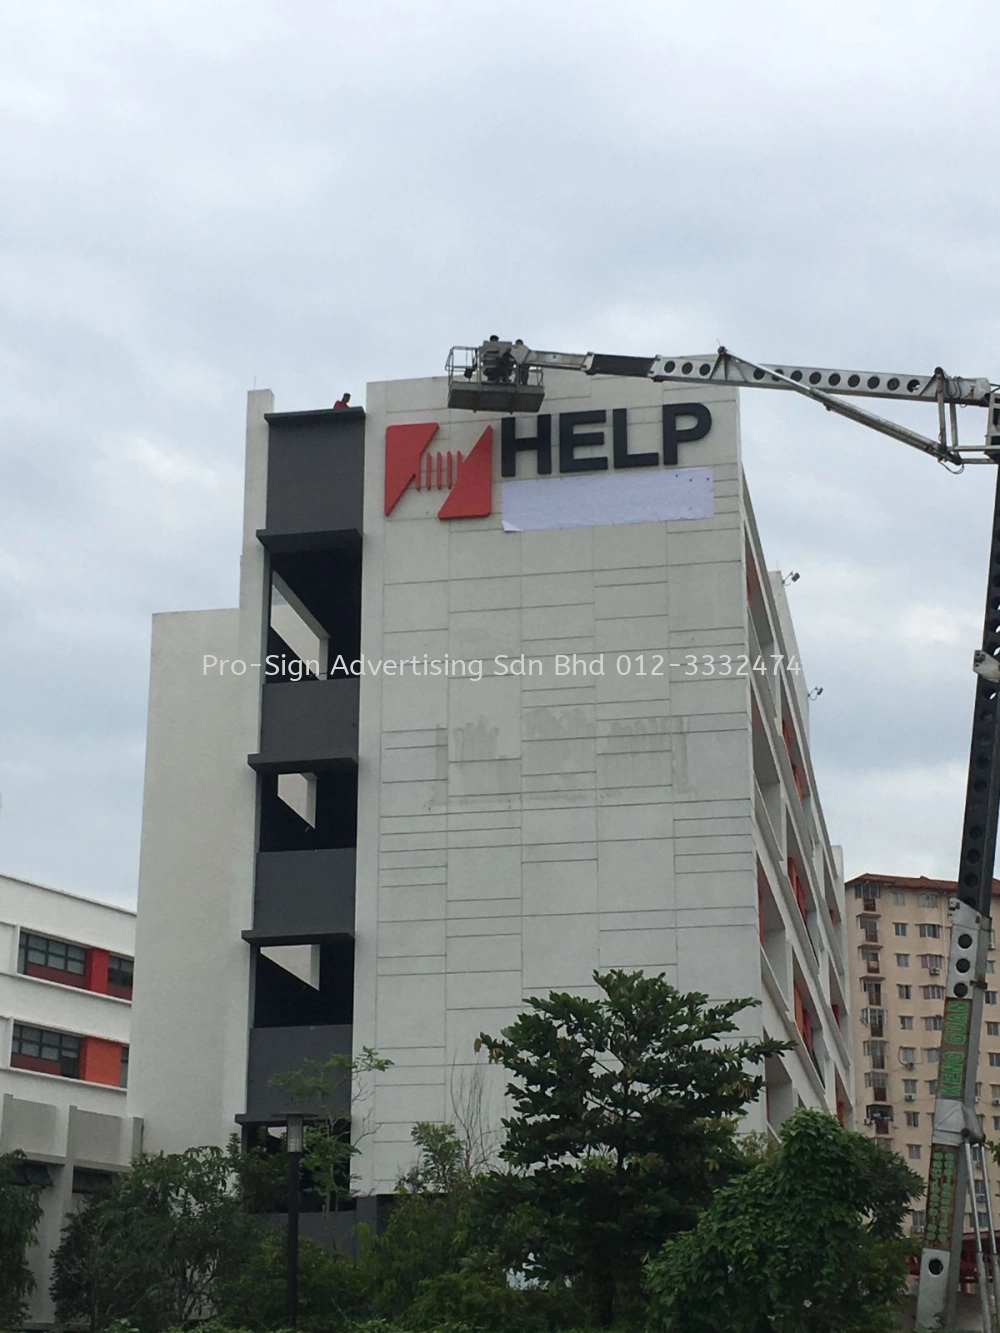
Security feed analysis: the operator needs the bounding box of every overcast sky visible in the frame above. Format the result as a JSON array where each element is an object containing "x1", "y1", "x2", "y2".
[{"x1": 2, "y1": 0, "x2": 999, "y2": 908}]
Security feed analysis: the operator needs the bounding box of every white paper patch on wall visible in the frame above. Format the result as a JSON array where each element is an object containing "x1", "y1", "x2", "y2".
[{"x1": 501, "y1": 467, "x2": 714, "y2": 532}]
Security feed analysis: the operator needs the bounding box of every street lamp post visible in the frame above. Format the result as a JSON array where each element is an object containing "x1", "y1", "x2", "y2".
[{"x1": 285, "y1": 1114, "x2": 304, "y2": 1329}]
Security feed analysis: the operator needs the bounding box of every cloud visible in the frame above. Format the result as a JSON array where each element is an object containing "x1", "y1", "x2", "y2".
[{"x1": 2, "y1": 0, "x2": 999, "y2": 903}]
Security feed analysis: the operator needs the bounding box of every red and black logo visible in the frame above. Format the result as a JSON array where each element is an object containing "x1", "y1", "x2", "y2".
[{"x1": 384, "y1": 424, "x2": 493, "y2": 519}]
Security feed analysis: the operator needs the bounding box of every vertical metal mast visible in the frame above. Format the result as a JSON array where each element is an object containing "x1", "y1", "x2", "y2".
[{"x1": 917, "y1": 465, "x2": 1000, "y2": 1329}]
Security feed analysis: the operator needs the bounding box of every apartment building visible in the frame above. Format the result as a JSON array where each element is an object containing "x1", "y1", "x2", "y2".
[
  {"x1": 128, "y1": 369, "x2": 851, "y2": 1222},
  {"x1": 847, "y1": 871, "x2": 1000, "y2": 1236},
  {"x1": 0, "y1": 872, "x2": 140, "y2": 1327}
]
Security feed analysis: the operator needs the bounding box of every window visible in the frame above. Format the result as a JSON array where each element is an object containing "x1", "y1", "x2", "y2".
[
  {"x1": 903, "y1": 1079, "x2": 917, "y2": 1096},
  {"x1": 919, "y1": 923, "x2": 942, "y2": 939},
  {"x1": 107, "y1": 955, "x2": 134, "y2": 998},
  {"x1": 898, "y1": 984, "x2": 912, "y2": 999},
  {"x1": 788, "y1": 859, "x2": 808, "y2": 922},
  {"x1": 992, "y1": 1084, "x2": 1000, "y2": 1100},
  {"x1": 905, "y1": 1111, "x2": 920, "y2": 1127},
  {"x1": 119, "y1": 1045, "x2": 129, "y2": 1089},
  {"x1": 863, "y1": 1039, "x2": 888, "y2": 1057},
  {"x1": 893, "y1": 891, "x2": 907, "y2": 906},
  {"x1": 919, "y1": 955, "x2": 945, "y2": 970},
  {"x1": 988, "y1": 992, "x2": 998, "y2": 1006},
  {"x1": 912, "y1": 1209, "x2": 926, "y2": 1231},
  {"x1": 989, "y1": 960, "x2": 996, "y2": 975},
  {"x1": 900, "y1": 1047, "x2": 917, "y2": 1064},
  {"x1": 782, "y1": 720, "x2": 807, "y2": 801},
  {"x1": 858, "y1": 916, "x2": 880, "y2": 943},
  {"x1": 925, "y1": 1015, "x2": 943, "y2": 1031},
  {"x1": 989, "y1": 1053, "x2": 1000, "y2": 1068},
  {"x1": 977, "y1": 1083, "x2": 983, "y2": 1099},
  {"x1": 923, "y1": 985, "x2": 945, "y2": 1000},
  {"x1": 896, "y1": 954, "x2": 910, "y2": 968},
  {"x1": 928, "y1": 1080, "x2": 938, "y2": 1095},
  {"x1": 11, "y1": 1024, "x2": 80, "y2": 1079},
  {"x1": 900, "y1": 1015, "x2": 914, "y2": 1030},
  {"x1": 73, "y1": 1168, "x2": 113, "y2": 1195},
  {"x1": 793, "y1": 983, "x2": 813, "y2": 1054},
  {"x1": 894, "y1": 922, "x2": 908, "y2": 937},
  {"x1": 17, "y1": 931, "x2": 86, "y2": 980},
  {"x1": 864, "y1": 1071, "x2": 889, "y2": 1088},
  {"x1": 925, "y1": 1048, "x2": 941, "y2": 1064},
  {"x1": 918, "y1": 892, "x2": 939, "y2": 907},
  {"x1": 980, "y1": 1212, "x2": 990, "y2": 1230},
  {"x1": 994, "y1": 1117, "x2": 1000, "y2": 1132},
  {"x1": 988, "y1": 1023, "x2": 1000, "y2": 1037},
  {"x1": 908, "y1": 1144, "x2": 922, "y2": 1161}
]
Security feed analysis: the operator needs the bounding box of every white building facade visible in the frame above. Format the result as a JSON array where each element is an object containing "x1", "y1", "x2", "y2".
[
  {"x1": 129, "y1": 370, "x2": 851, "y2": 1223},
  {"x1": 0, "y1": 873, "x2": 138, "y2": 1327}
]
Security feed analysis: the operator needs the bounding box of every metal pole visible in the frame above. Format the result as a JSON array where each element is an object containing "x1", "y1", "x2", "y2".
[
  {"x1": 286, "y1": 1145, "x2": 301, "y2": 1328},
  {"x1": 979, "y1": 1144, "x2": 1000, "y2": 1332},
  {"x1": 966, "y1": 1139, "x2": 994, "y2": 1333},
  {"x1": 917, "y1": 464, "x2": 1000, "y2": 1330}
]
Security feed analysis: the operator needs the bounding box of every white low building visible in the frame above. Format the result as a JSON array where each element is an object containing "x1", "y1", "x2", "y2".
[
  {"x1": 0, "y1": 872, "x2": 139, "y2": 1328},
  {"x1": 128, "y1": 369, "x2": 851, "y2": 1230}
]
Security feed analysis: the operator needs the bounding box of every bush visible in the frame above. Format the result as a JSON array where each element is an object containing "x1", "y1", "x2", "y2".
[{"x1": 219, "y1": 1232, "x2": 367, "y2": 1332}]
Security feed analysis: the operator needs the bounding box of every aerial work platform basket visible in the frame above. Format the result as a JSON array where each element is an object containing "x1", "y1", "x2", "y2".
[{"x1": 446, "y1": 342, "x2": 546, "y2": 413}]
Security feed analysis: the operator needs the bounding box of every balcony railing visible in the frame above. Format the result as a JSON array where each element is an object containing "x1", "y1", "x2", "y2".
[
  {"x1": 250, "y1": 678, "x2": 359, "y2": 774},
  {"x1": 244, "y1": 1024, "x2": 353, "y2": 1123},
  {"x1": 248, "y1": 848, "x2": 356, "y2": 943}
]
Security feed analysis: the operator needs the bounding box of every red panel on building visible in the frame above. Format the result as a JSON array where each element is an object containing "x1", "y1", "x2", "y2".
[
  {"x1": 10, "y1": 1052, "x2": 62, "y2": 1076},
  {"x1": 85, "y1": 947, "x2": 110, "y2": 994},
  {"x1": 25, "y1": 962, "x2": 87, "y2": 989},
  {"x1": 80, "y1": 1037, "x2": 122, "y2": 1086}
]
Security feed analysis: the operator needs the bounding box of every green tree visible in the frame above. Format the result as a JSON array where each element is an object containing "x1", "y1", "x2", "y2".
[
  {"x1": 475, "y1": 969, "x2": 790, "y2": 1327},
  {"x1": 644, "y1": 1107, "x2": 920, "y2": 1333},
  {"x1": 360, "y1": 1123, "x2": 583, "y2": 1333},
  {"x1": 50, "y1": 1145, "x2": 264, "y2": 1333},
  {"x1": 271, "y1": 1047, "x2": 392, "y2": 1235},
  {"x1": 359, "y1": 1122, "x2": 478, "y2": 1322},
  {"x1": 0, "y1": 1150, "x2": 44, "y2": 1327}
]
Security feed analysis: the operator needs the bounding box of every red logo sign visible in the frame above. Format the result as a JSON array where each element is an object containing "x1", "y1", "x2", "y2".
[{"x1": 384, "y1": 423, "x2": 492, "y2": 519}]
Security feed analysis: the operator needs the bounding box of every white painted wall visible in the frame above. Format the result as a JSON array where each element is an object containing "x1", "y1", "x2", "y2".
[
  {"x1": 354, "y1": 371, "x2": 846, "y2": 1192},
  {"x1": 127, "y1": 390, "x2": 272, "y2": 1153},
  {"x1": 0, "y1": 875, "x2": 134, "y2": 1056}
]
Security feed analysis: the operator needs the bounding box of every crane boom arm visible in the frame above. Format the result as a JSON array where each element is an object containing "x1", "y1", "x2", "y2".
[
  {"x1": 516, "y1": 345, "x2": 994, "y2": 464},
  {"x1": 525, "y1": 344, "x2": 991, "y2": 407}
]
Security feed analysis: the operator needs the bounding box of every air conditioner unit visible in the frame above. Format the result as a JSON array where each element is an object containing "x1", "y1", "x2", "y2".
[
  {"x1": 992, "y1": 1098, "x2": 1000, "y2": 1107},
  {"x1": 905, "y1": 1094, "x2": 915, "y2": 1102},
  {"x1": 928, "y1": 966, "x2": 941, "y2": 975},
  {"x1": 904, "y1": 1061, "x2": 915, "y2": 1069}
]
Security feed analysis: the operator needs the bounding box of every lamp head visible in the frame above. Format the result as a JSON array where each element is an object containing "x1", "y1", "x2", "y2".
[{"x1": 286, "y1": 1114, "x2": 305, "y2": 1155}]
